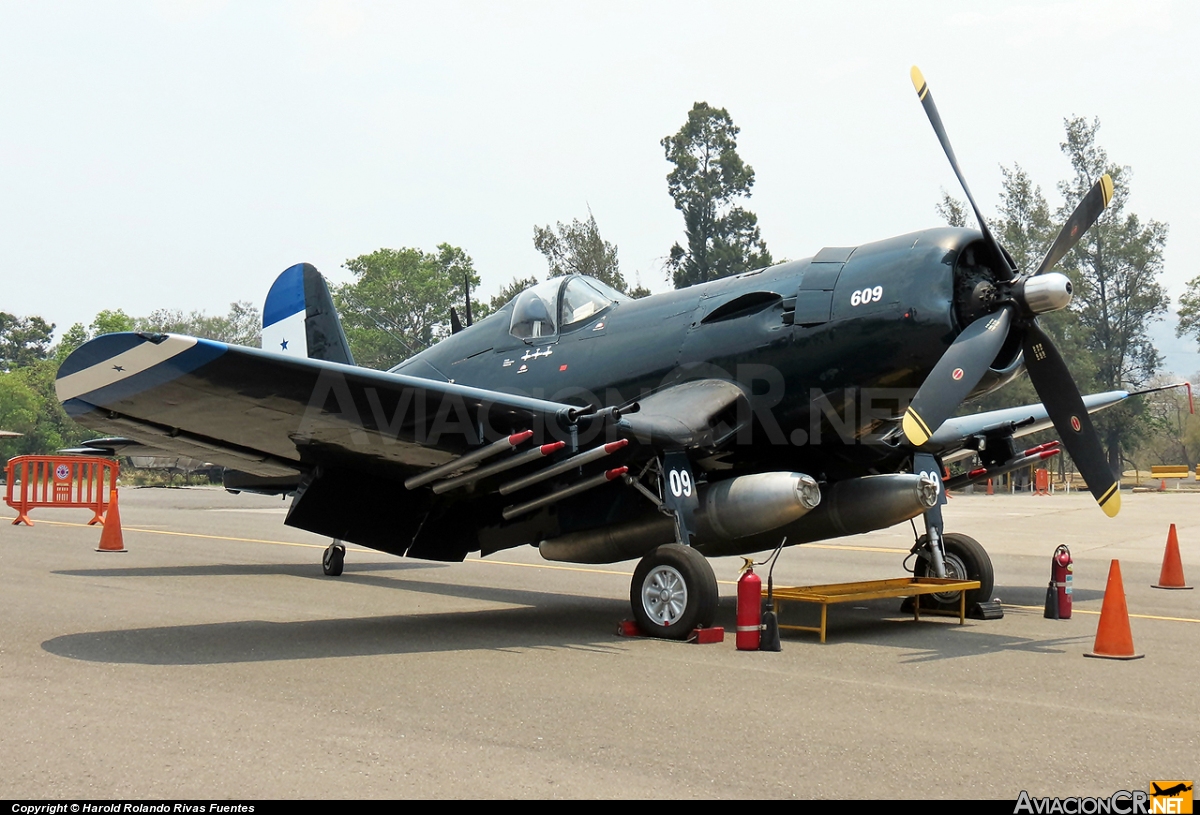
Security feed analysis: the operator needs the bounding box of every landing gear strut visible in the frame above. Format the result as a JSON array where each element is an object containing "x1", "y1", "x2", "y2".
[
  {"x1": 630, "y1": 544, "x2": 718, "y2": 639},
  {"x1": 913, "y1": 532, "x2": 994, "y2": 610},
  {"x1": 322, "y1": 541, "x2": 345, "y2": 576}
]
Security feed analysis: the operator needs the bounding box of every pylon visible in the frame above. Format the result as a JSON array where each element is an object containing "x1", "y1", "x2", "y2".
[
  {"x1": 1153, "y1": 523, "x2": 1192, "y2": 589},
  {"x1": 1084, "y1": 560, "x2": 1143, "y2": 659},
  {"x1": 96, "y1": 488, "x2": 127, "y2": 553},
  {"x1": 986, "y1": 478, "x2": 994, "y2": 495}
]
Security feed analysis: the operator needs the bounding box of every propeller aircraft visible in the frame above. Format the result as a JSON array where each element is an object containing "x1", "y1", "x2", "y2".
[{"x1": 57, "y1": 68, "x2": 1133, "y2": 639}]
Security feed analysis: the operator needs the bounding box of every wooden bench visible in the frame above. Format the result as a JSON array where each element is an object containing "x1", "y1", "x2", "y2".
[
  {"x1": 766, "y1": 577, "x2": 981, "y2": 643},
  {"x1": 1151, "y1": 465, "x2": 1190, "y2": 479}
]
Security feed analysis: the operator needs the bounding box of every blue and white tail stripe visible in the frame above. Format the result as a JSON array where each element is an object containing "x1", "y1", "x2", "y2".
[
  {"x1": 260, "y1": 262, "x2": 355, "y2": 366},
  {"x1": 262, "y1": 263, "x2": 308, "y2": 358}
]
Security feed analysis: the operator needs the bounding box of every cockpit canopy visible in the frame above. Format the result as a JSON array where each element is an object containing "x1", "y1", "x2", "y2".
[{"x1": 509, "y1": 276, "x2": 628, "y2": 341}]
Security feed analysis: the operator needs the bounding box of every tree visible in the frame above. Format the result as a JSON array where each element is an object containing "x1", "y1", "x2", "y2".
[
  {"x1": 935, "y1": 121, "x2": 1169, "y2": 477},
  {"x1": 0, "y1": 313, "x2": 54, "y2": 372},
  {"x1": 1056, "y1": 116, "x2": 1169, "y2": 474},
  {"x1": 1175, "y1": 278, "x2": 1200, "y2": 350},
  {"x1": 91, "y1": 309, "x2": 136, "y2": 337},
  {"x1": 489, "y1": 275, "x2": 540, "y2": 312},
  {"x1": 662, "y1": 102, "x2": 772, "y2": 288},
  {"x1": 335, "y1": 244, "x2": 483, "y2": 370},
  {"x1": 534, "y1": 210, "x2": 625, "y2": 289},
  {"x1": 136, "y1": 302, "x2": 260, "y2": 346},
  {"x1": 53, "y1": 310, "x2": 138, "y2": 364}
]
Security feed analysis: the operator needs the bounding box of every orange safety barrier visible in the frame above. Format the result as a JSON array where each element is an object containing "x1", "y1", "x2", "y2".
[{"x1": 4, "y1": 455, "x2": 118, "y2": 526}]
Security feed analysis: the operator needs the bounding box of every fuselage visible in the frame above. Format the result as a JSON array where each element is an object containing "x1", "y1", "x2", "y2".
[{"x1": 395, "y1": 226, "x2": 1018, "y2": 479}]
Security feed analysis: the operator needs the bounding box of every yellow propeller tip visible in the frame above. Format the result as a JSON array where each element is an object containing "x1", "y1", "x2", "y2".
[
  {"x1": 1100, "y1": 489, "x2": 1121, "y2": 518},
  {"x1": 910, "y1": 66, "x2": 926, "y2": 94},
  {"x1": 902, "y1": 410, "x2": 931, "y2": 447},
  {"x1": 1100, "y1": 174, "x2": 1114, "y2": 207}
]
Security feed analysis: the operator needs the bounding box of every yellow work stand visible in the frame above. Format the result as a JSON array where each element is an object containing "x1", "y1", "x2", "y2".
[{"x1": 766, "y1": 577, "x2": 982, "y2": 643}]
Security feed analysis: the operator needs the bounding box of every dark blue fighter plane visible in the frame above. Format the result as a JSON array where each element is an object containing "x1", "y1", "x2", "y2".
[{"x1": 56, "y1": 68, "x2": 1135, "y2": 638}]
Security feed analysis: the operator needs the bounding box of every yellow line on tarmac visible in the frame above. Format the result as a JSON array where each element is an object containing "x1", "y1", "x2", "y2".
[
  {"x1": 1006, "y1": 604, "x2": 1200, "y2": 624},
  {"x1": 465, "y1": 558, "x2": 631, "y2": 577},
  {"x1": 806, "y1": 542, "x2": 909, "y2": 554},
  {"x1": 3, "y1": 515, "x2": 340, "y2": 552}
]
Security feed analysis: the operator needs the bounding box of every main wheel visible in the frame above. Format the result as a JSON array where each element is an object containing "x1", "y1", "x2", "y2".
[
  {"x1": 913, "y1": 532, "x2": 993, "y2": 609},
  {"x1": 630, "y1": 544, "x2": 718, "y2": 639},
  {"x1": 322, "y1": 542, "x2": 345, "y2": 577}
]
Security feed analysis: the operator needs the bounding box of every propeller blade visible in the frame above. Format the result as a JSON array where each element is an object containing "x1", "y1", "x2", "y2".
[
  {"x1": 1034, "y1": 174, "x2": 1114, "y2": 276},
  {"x1": 910, "y1": 66, "x2": 1013, "y2": 280},
  {"x1": 903, "y1": 305, "x2": 1014, "y2": 446},
  {"x1": 1021, "y1": 322, "x2": 1120, "y2": 517}
]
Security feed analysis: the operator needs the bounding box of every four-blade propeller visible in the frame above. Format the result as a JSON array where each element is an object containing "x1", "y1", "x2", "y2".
[{"x1": 902, "y1": 67, "x2": 1120, "y2": 517}]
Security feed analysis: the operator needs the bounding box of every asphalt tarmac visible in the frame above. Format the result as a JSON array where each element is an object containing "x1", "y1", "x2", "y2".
[{"x1": 2, "y1": 486, "x2": 1197, "y2": 799}]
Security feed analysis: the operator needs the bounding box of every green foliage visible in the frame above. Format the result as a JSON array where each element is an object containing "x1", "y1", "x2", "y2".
[
  {"x1": 935, "y1": 190, "x2": 969, "y2": 228},
  {"x1": 937, "y1": 118, "x2": 1170, "y2": 475},
  {"x1": 1176, "y1": 276, "x2": 1200, "y2": 349},
  {"x1": 0, "y1": 312, "x2": 55, "y2": 372},
  {"x1": 0, "y1": 360, "x2": 88, "y2": 455},
  {"x1": 136, "y1": 301, "x2": 260, "y2": 346},
  {"x1": 533, "y1": 209, "x2": 628, "y2": 292},
  {"x1": 490, "y1": 275, "x2": 541, "y2": 312},
  {"x1": 663, "y1": 102, "x2": 772, "y2": 288},
  {"x1": 91, "y1": 309, "x2": 136, "y2": 336},
  {"x1": 1056, "y1": 117, "x2": 1169, "y2": 471},
  {"x1": 54, "y1": 323, "x2": 91, "y2": 365},
  {"x1": 335, "y1": 244, "x2": 484, "y2": 369}
]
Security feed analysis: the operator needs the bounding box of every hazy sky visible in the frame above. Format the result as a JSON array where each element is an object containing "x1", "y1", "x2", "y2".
[{"x1": 3, "y1": 1, "x2": 1198, "y2": 373}]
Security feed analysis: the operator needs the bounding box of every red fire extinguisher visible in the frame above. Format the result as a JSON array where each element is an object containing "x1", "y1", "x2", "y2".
[
  {"x1": 737, "y1": 559, "x2": 762, "y2": 650},
  {"x1": 1044, "y1": 544, "x2": 1073, "y2": 620}
]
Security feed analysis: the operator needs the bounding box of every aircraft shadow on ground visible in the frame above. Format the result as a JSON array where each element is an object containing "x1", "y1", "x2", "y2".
[
  {"x1": 51, "y1": 563, "x2": 613, "y2": 612},
  {"x1": 42, "y1": 594, "x2": 634, "y2": 665},
  {"x1": 52, "y1": 560, "x2": 441, "y2": 579},
  {"x1": 42, "y1": 563, "x2": 642, "y2": 664}
]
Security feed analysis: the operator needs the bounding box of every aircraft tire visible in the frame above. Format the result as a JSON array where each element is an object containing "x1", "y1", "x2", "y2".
[
  {"x1": 630, "y1": 544, "x2": 717, "y2": 639},
  {"x1": 322, "y1": 542, "x2": 345, "y2": 577},
  {"x1": 914, "y1": 532, "x2": 993, "y2": 609}
]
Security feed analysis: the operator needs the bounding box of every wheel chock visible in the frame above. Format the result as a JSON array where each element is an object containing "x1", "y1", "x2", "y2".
[
  {"x1": 687, "y1": 626, "x2": 724, "y2": 644},
  {"x1": 969, "y1": 600, "x2": 1004, "y2": 620},
  {"x1": 616, "y1": 619, "x2": 643, "y2": 637}
]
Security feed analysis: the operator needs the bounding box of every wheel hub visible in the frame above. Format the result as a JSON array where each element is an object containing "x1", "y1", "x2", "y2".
[
  {"x1": 642, "y1": 565, "x2": 688, "y2": 626},
  {"x1": 931, "y1": 552, "x2": 968, "y2": 604}
]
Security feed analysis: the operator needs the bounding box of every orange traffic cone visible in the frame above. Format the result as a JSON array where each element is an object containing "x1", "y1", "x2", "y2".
[
  {"x1": 1084, "y1": 560, "x2": 1143, "y2": 660},
  {"x1": 1153, "y1": 524, "x2": 1192, "y2": 590},
  {"x1": 96, "y1": 488, "x2": 127, "y2": 553}
]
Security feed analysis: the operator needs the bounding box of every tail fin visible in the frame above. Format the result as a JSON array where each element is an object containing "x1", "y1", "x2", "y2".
[{"x1": 262, "y1": 263, "x2": 355, "y2": 365}]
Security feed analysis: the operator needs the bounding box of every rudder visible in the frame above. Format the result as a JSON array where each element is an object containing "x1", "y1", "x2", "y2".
[{"x1": 262, "y1": 263, "x2": 355, "y2": 365}]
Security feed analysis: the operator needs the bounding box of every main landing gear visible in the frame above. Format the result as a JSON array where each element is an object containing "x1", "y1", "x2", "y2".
[
  {"x1": 629, "y1": 544, "x2": 718, "y2": 639},
  {"x1": 912, "y1": 532, "x2": 994, "y2": 611},
  {"x1": 322, "y1": 541, "x2": 346, "y2": 576}
]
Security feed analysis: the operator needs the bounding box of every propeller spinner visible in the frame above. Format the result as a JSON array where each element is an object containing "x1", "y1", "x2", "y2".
[{"x1": 903, "y1": 66, "x2": 1120, "y2": 518}]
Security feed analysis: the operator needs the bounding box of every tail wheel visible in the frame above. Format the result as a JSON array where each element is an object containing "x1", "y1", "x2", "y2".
[
  {"x1": 914, "y1": 532, "x2": 994, "y2": 609},
  {"x1": 322, "y1": 542, "x2": 345, "y2": 577},
  {"x1": 630, "y1": 544, "x2": 718, "y2": 639}
]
